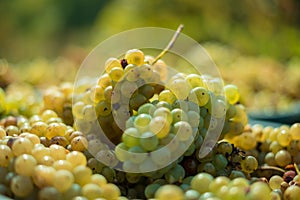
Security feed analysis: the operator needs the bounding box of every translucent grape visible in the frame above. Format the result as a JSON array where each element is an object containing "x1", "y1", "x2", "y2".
[
  {"x1": 149, "y1": 116, "x2": 170, "y2": 139},
  {"x1": 73, "y1": 166, "x2": 92, "y2": 186},
  {"x1": 158, "y1": 90, "x2": 177, "y2": 105},
  {"x1": 169, "y1": 78, "x2": 191, "y2": 100},
  {"x1": 52, "y1": 160, "x2": 73, "y2": 171},
  {"x1": 32, "y1": 165, "x2": 56, "y2": 188},
  {"x1": 120, "y1": 81, "x2": 138, "y2": 98},
  {"x1": 275, "y1": 149, "x2": 291, "y2": 167},
  {"x1": 269, "y1": 175, "x2": 283, "y2": 190},
  {"x1": 0, "y1": 145, "x2": 13, "y2": 167},
  {"x1": 191, "y1": 173, "x2": 213, "y2": 194},
  {"x1": 90, "y1": 174, "x2": 107, "y2": 187},
  {"x1": 154, "y1": 107, "x2": 173, "y2": 124},
  {"x1": 129, "y1": 93, "x2": 147, "y2": 111},
  {"x1": 290, "y1": 123, "x2": 300, "y2": 140},
  {"x1": 185, "y1": 74, "x2": 204, "y2": 88},
  {"x1": 276, "y1": 129, "x2": 292, "y2": 147},
  {"x1": 284, "y1": 185, "x2": 300, "y2": 200},
  {"x1": 151, "y1": 147, "x2": 172, "y2": 166},
  {"x1": 115, "y1": 143, "x2": 130, "y2": 162},
  {"x1": 41, "y1": 109, "x2": 58, "y2": 122},
  {"x1": 49, "y1": 144, "x2": 67, "y2": 160},
  {"x1": 125, "y1": 67, "x2": 140, "y2": 82},
  {"x1": 247, "y1": 181, "x2": 271, "y2": 200},
  {"x1": 100, "y1": 183, "x2": 121, "y2": 200},
  {"x1": 128, "y1": 146, "x2": 147, "y2": 164},
  {"x1": 11, "y1": 175, "x2": 34, "y2": 197},
  {"x1": 66, "y1": 151, "x2": 87, "y2": 167},
  {"x1": 38, "y1": 186, "x2": 62, "y2": 200},
  {"x1": 224, "y1": 84, "x2": 240, "y2": 104},
  {"x1": 174, "y1": 121, "x2": 193, "y2": 141},
  {"x1": 14, "y1": 154, "x2": 37, "y2": 176},
  {"x1": 125, "y1": 49, "x2": 144, "y2": 66},
  {"x1": 11, "y1": 137, "x2": 34, "y2": 156},
  {"x1": 137, "y1": 103, "x2": 156, "y2": 115},
  {"x1": 140, "y1": 131, "x2": 159, "y2": 151},
  {"x1": 139, "y1": 64, "x2": 153, "y2": 80},
  {"x1": 122, "y1": 127, "x2": 140, "y2": 148},
  {"x1": 95, "y1": 101, "x2": 111, "y2": 117},
  {"x1": 188, "y1": 87, "x2": 210, "y2": 106},
  {"x1": 155, "y1": 184, "x2": 184, "y2": 200},
  {"x1": 171, "y1": 108, "x2": 188, "y2": 124},
  {"x1": 97, "y1": 73, "x2": 112, "y2": 89},
  {"x1": 109, "y1": 67, "x2": 124, "y2": 82},
  {"x1": 187, "y1": 110, "x2": 200, "y2": 128},
  {"x1": 105, "y1": 57, "x2": 122, "y2": 73},
  {"x1": 241, "y1": 156, "x2": 258, "y2": 173}
]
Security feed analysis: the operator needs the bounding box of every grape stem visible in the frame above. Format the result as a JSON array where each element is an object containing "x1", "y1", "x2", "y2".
[{"x1": 151, "y1": 24, "x2": 184, "y2": 65}]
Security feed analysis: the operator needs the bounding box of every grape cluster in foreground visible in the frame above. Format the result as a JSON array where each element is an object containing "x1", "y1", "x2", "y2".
[{"x1": 0, "y1": 47, "x2": 300, "y2": 200}]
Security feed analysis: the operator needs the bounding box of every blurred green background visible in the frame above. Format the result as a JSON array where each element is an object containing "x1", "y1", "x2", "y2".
[{"x1": 1, "y1": 0, "x2": 300, "y2": 112}]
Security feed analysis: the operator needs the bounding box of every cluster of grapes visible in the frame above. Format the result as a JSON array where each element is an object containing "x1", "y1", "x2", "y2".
[{"x1": 0, "y1": 111, "x2": 125, "y2": 199}]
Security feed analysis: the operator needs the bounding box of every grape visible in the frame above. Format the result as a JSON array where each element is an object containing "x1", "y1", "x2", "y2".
[
  {"x1": 149, "y1": 116, "x2": 170, "y2": 139},
  {"x1": 188, "y1": 87, "x2": 210, "y2": 106},
  {"x1": 52, "y1": 169, "x2": 74, "y2": 192},
  {"x1": 137, "y1": 103, "x2": 156, "y2": 115},
  {"x1": 101, "y1": 166, "x2": 116, "y2": 182},
  {"x1": 241, "y1": 155, "x2": 258, "y2": 173},
  {"x1": 174, "y1": 121, "x2": 193, "y2": 141},
  {"x1": 100, "y1": 183, "x2": 121, "y2": 200},
  {"x1": 276, "y1": 129, "x2": 292, "y2": 147},
  {"x1": 125, "y1": 66, "x2": 140, "y2": 82},
  {"x1": 168, "y1": 78, "x2": 191, "y2": 100},
  {"x1": 134, "y1": 113, "x2": 151, "y2": 131},
  {"x1": 95, "y1": 101, "x2": 111, "y2": 117},
  {"x1": 66, "y1": 151, "x2": 87, "y2": 167},
  {"x1": 109, "y1": 67, "x2": 124, "y2": 82},
  {"x1": 185, "y1": 74, "x2": 204, "y2": 88},
  {"x1": 140, "y1": 132, "x2": 159, "y2": 151},
  {"x1": 139, "y1": 64, "x2": 153, "y2": 80},
  {"x1": 45, "y1": 122, "x2": 66, "y2": 140},
  {"x1": 284, "y1": 185, "x2": 300, "y2": 200},
  {"x1": 90, "y1": 174, "x2": 107, "y2": 187},
  {"x1": 120, "y1": 81, "x2": 138, "y2": 98},
  {"x1": 97, "y1": 73, "x2": 112, "y2": 89},
  {"x1": 38, "y1": 186, "x2": 62, "y2": 200},
  {"x1": 158, "y1": 90, "x2": 177, "y2": 105},
  {"x1": 165, "y1": 164, "x2": 185, "y2": 184},
  {"x1": 122, "y1": 127, "x2": 140, "y2": 148},
  {"x1": 14, "y1": 154, "x2": 37, "y2": 176},
  {"x1": 155, "y1": 184, "x2": 184, "y2": 200},
  {"x1": 31, "y1": 145, "x2": 50, "y2": 162},
  {"x1": 41, "y1": 110, "x2": 58, "y2": 122},
  {"x1": 32, "y1": 165, "x2": 56, "y2": 188},
  {"x1": 49, "y1": 144, "x2": 67, "y2": 160},
  {"x1": 212, "y1": 154, "x2": 228, "y2": 170},
  {"x1": 247, "y1": 181, "x2": 271, "y2": 200},
  {"x1": 191, "y1": 173, "x2": 213, "y2": 194},
  {"x1": 0, "y1": 127, "x2": 6, "y2": 139},
  {"x1": 269, "y1": 175, "x2": 283, "y2": 190},
  {"x1": 127, "y1": 146, "x2": 147, "y2": 164},
  {"x1": 290, "y1": 123, "x2": 300, "y2": 140},
  {"x1": 63, "y1": 183, "x2": 82, "y2": 199},
  {"x1": 10, "y1": 175, "x2": 34, "y2": 197},
  {"x1": 71, "y1": 136, "x2": 88, "y2": 151},
  {"x1": 275, "y1": 149, "x2": 291, "y2": 167},
  {"x1": 53, "y1": 160, "x2": 73, "y2": 171},
  {"x1": 5, "y1": 125, "x2": 19, "y2": 136},
  {"x1": 209, "y1": 176, "x2": 230, "y2": 194},
  {"x1": 151, "y1": 147, "x2": 172, "y2": 166},
  {"x1": 11, "y1": 137, "x2": 34, "y2": 156},
  {"x1": 0, "y1": 145, "x2": 13, "y2": 167},
  {"x1": 235, "y1": 132, "x2": 256, "y2": 150},
  {"x1": 224, "y1": 84, "x2": 240, "y2": 104},
  {"x1": 105, "y1": 57, "x2": 122, "y2": 73},
  {"x1": 171, "y1": 108, "x2": 188, "y2": 124},
  {"x1": 269, "y1": 141, "x2": 283, "y2": 154},
  {"x1": 145, "y1": 183, "x2": 160, "y2": 199},
  {"x1": 124, "y1": 49, "x2": 144, "y2": 66},
  {"x1": 73, "y1": 166, "x2": 92, "y2": 186}
]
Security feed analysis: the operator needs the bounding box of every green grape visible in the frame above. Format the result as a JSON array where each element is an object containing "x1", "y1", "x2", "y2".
[
  {"x1": 224, "y1": 186, "x2": 246, "y2": 200},
  {"x1": 209, "y1": 176, "x2": 230, "y2": 194},
  {"x1": 265, "y1": 152, "x2": 277, "y2": 166},
  {"x1": 188, "y1": 87, "x2": 210, "y2": 106},
  {"x1": 158, "y1": 90, "x2": 177, "y2": 105},
  {"x1": 184, "y1": 189, "x2": 200, "y2": 200},
  {"x1": 168, "y1": 78, "x2": 191, "y2": 100},
  {"x1": 10, "y1": 175, "x2": 34, "y2": 197},
  {"x1": 129, "y1": 93, "x2": 147, "y2": 111},
  {"x1": 95, "y1": 101, "x2": 111, "y2": 117},
  {"x1": 224, "y1": 84, "x2": 240, "y2": 104},
  {"x1": 140, "y1": 132, "x2": 159, "y2": 151},
  {"x1": 211, "y1": 98, "x2": 226, "y2": 118},
  {"x1": 225, "y1": 104, "x2": 236, "y2": 119},
  {"x1": 73, "y1": 166, "x2": 92, "y2": 186},
  {"x1": 14, "y1": 154, "x2": 37, "y2": 176},
  {"x1": 139, "y1": 157, "x2": 156, "y2": 172},
  {"x1": 149, "y1": 116, "x2": 171, "y2": 139},
  {"x1": 63, "y1": 183, "x2": 82, "y2": 199},
  {"x1": 66, "y1": 151, "x2": 87, "y2": 167},
  {"x1": 174, "y1": 121, "x2": 193, "y2": 141},
  {"x1": 122, "y1": 127, "x2": 140, "y2": 148},
  {"x1": 229, "y1": 177, "x2": 249, "y2": 188},
  {"x1": 49, "y1": 144, "x2": 67, "y2": 161},
  {"x1": 152, "y1": 107, "x2": 172, "y2": 125},
  {"x1": 126, "y1": 172, "x2": 141, "y2": 183},
  {"x1": 101, "y1": 166, "x2": 116, "y2": 183},
  {"x1": 275, "y1": 149, "x2": 291, "y2": 167},
  {"x1": 284, "y1": 185, "x2": 300, "y2": 200},
  {"x1": 185, "y1": 74, "x2": 204, "y2": 88},
  {"x1": 5, "y1": 125, "x2": 19, "y2": 136},
  {"x1": 247, "y1": 181, "x2": 271, "y2": 200},
  {"x1": 53, "y1": 169, "x2": 74, "y2": 192},
  {"x1": 145, "y1": 183, "x2": 160, "y2": 199},
  {"x1": 165, "y1": 164, "x2": 185, "y2": 183},
  {"x1": 137, "y1": 103, "x2": 156, "y2": 115},
  {"x1": 115, "y1": 143, "x2": 130, "y2": 162},
  {"x1": 32, "y1": 165, "x2": 56, "y2": 188},
  {"x1": 198, "y1": 163, "x2": 216, "y2": 176},
  {"x1": 191, "y1": 173, "x2": 213, "y2": 194},
  {"x1": 212, "y1": 154, "x2": 228, "y2": 170},
  {"x1": 0, "y1": 145, "x2": 13, "y2": 167},
  {"x1": 160, "y1": 133, "x2": 179, "y2": 152},
  {"x1": 109, "y1": 67, "x2": 124, "y2": 82},
  {"x1": 97, "y1": 73, "x2": 112, "y2": 89},
  {"x1": 128, "y1": 146, "x2": 147, "y2": 164},
  {"x1": 53, "y1": 160, "x2": 73, "y2": 171},
  {"x1": 38, "y1": 186, "x2": 62, "y2": 200},
  {"x1": 290, "y1": 123, "x2": 300, "y2": 140},
  {"x1": 241, "y1": 156, "x2": 258, "y2": 173},
  {"x1": 120, "y1": 81, "x2": 138, "y2": 98},
  {"x1": 90, "y1": 174, "x2": 107, "y2": 187},
  {"x1": 269, "y1": 175, "x2": 283, "y2": 190},
  {"x1": 269, "y1": 141, "x2": 283, "y2": 154},
  {"x1": 276, "y1": 129, "x2": 292, "y2": 147},
  {"x1": 105, "y1": 57, "x2": 122, "y2": 73},
  {"x1": 139, "y1": 84, "x2": 155, "y2": 99},
  {"x1": 171, "y1": 108, "x2": 188, "y2": 124},
  {"x1": 101, "y1": 183, "x2": 121, "y2": 200},
  {"x1": 235, "y1": 132, "x2": 256, "y2": 151},
  {"x1": 125, "y1": 67, "x2": 140, "y2": 82},
  {"x1": 139, "y1": 64, "x2": 153, "y2": 80},
  {"x1": 155, "y1": 184, "x2": 184, "y2": 200},
  {"x1": 217, "y1": 141, "x2": 233, "y2": 156},
  {"x1": 82, "y1": 183, "x2": 102, "y2": 199},
  {"x1": 11, "y1": 137, "x2": 34, "y2": 156},
  {"x1": 125, "y1": 49, "x2": 144, "y2": 66},
  {"x1": 172, "y1": 99, "x2": 189, "y2": 112}
]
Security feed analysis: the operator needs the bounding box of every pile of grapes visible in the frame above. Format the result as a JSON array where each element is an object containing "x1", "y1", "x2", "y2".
[{"x1": 1, "y1": 45, "x2": 300, "y2": 200}]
